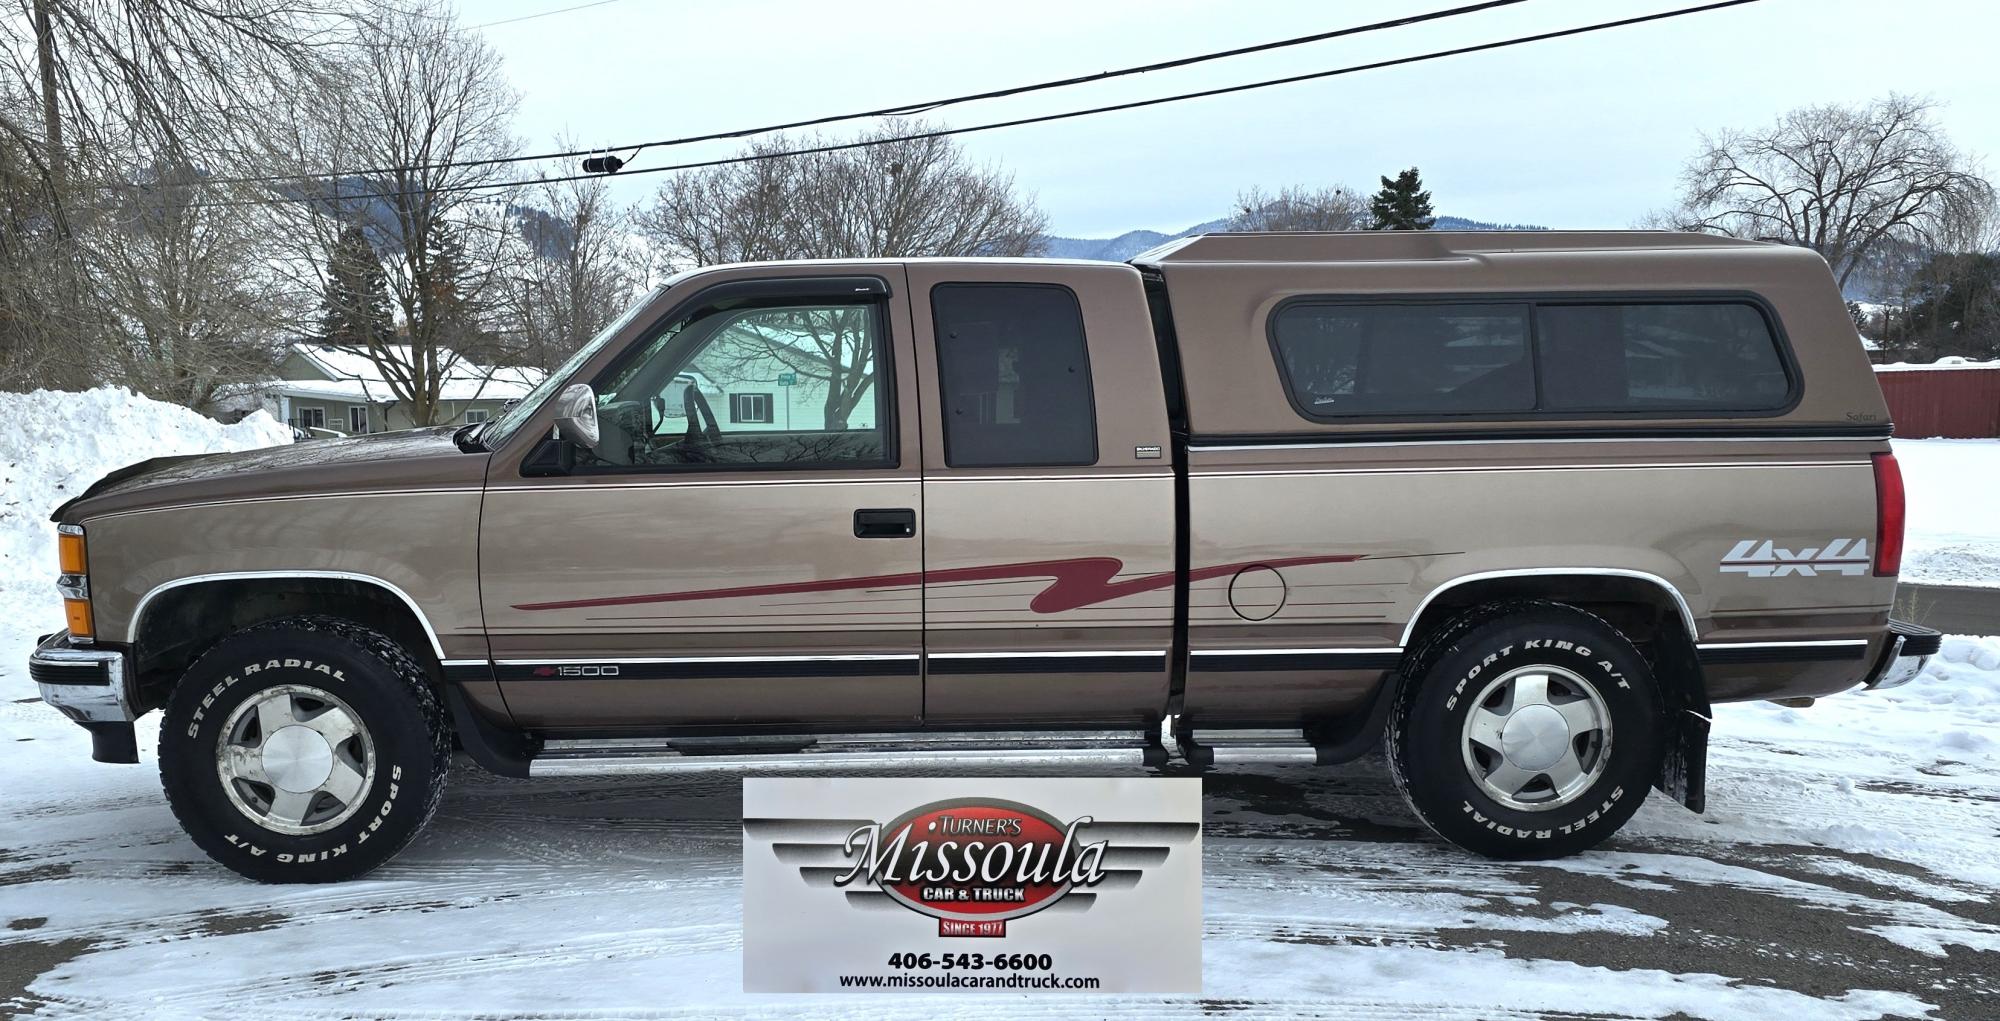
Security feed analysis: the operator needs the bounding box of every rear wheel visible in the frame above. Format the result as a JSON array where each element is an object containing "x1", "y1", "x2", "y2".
[
  {"x1": 159, "y1": 616, "x2": 450, "y2": 883},
  {"x1": 1387, "y1": 601, "x2": 1663, "y2": 859}
]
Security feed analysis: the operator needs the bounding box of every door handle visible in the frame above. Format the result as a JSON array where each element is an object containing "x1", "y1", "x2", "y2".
[{"x1": 854, "y1": 508, "x2": 916, "y2": 539}]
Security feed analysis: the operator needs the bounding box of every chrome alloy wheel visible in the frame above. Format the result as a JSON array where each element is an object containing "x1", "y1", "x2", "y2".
[
  {"x1": 1459, "y1": 664, "x2": 1612, "y2": 812},
  {"x1": 216, "y1": 684, "x2": 375, "y2": 836}
]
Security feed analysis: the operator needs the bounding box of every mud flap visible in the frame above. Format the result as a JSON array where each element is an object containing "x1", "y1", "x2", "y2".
[
  {"x1": 1651, "y1": 633, "x2": 1711, "y2": 813},
  {"x1": 1656, "y1": 708, "x2": 1710, "y2": 813},
  {"x1": 445, "y1": 683, "x2": 539, "y2": 778},
  {"x1": 84, "y1": 721, "x2": 139, "y2": 764}
]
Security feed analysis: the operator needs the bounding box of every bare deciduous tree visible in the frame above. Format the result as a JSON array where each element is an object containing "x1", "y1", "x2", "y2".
[
  {"x1": 1666, "y1": 94, "x2": 1996, "y2": 288},
  {"x1": 502, "y1": 169, "x2": 642, "y2": 372},
  {"x1": 638, "y1": 121, "x2": 1047, "y2": 265},
  {"x1": 273, "y1": 1, "x2": 520, "y2": 426},
  {"x1": 637, "y1": 121, "x2": 1045, "y2": 427},
  {"x1": 0, "y1": 0, "x2": 346, "y2": 398},
  {"x1": 84, "y1": 167, "x2": 285, "y2": 411},
  {"x1": 1229, "y1": 184, "x2": 1369, "y2": 232}
]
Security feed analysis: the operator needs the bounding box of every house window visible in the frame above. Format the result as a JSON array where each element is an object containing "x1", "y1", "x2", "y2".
[
  {"x1": 464, "y1": 408, "x2": 491, "y2": 424},
  {"x1": 729, "y1": 393, "x2": 774, "y2": 424},
  {"x1": 348, "y1": 406, "x2": 369, "y2": 434},
  {"x1": 296, "y1": 407, "x2": 326, "y2": 430}
]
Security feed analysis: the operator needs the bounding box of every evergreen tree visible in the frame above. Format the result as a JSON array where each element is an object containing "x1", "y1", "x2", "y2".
[
  {"x1": 1368, "y1": 167, "x2": 1436, "y2": 231},
  {"x1": 318, "y1": 224, "x2": 394, "y2": 351}
]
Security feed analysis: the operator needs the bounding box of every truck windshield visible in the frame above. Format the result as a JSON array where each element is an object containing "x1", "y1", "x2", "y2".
[{"x1": 479, "y1": 285, "x2": 665, "y2": 448}]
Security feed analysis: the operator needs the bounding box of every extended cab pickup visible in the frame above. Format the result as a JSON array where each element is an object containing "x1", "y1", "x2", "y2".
[{"x1": 32, "y1": 231, "x2": 1940, "y2": 882}]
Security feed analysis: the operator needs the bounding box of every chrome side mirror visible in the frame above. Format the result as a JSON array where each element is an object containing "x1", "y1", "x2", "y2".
[{"x1": 551, "y1": 383, "x2": 600, "y2": 450}]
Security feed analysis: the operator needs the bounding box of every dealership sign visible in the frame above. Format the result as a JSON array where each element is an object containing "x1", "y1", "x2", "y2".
[{"x1": 742, "y1": 777, "x2": 1201, "y2": 993}]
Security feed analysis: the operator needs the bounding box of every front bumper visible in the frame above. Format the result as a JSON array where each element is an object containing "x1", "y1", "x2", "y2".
[
  {"x1": 30, "y1": 631, "x2": 141, "y2": 763},
  {"x1": 30, "y1": 630, "x2": 136, "y2": 722},
  {"x1": 1862, "y1": 619, "x2": 1944, "y2": 691}
]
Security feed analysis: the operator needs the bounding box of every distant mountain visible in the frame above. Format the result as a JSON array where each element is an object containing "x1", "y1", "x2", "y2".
[
  {"x1": 1432, "y1": 216, "x2": 1548, "y2": 232},
  {"x1": 1039, "y1": 214, "x2": 1547, "y2": 262}
]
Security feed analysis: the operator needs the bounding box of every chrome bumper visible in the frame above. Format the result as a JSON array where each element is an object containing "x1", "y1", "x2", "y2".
[
  {"x1": 29, "y1": 631, "x2": 137, "y2": 723},
  {"x1": 1862, "y1": 619, "x2": 1943, "y2": 691}
]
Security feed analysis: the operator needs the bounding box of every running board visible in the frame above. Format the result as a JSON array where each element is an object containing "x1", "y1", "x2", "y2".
[{"x1": 523, "y1": 723, "x2": 1335, "y2": 777}]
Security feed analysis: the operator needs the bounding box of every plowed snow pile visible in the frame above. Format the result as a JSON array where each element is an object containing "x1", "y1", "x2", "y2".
[{"x1": 0, "y1": 387, "x2": 290, "y2": 636}]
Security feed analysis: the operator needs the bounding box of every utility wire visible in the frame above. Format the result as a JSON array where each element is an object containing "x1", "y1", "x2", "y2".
[
  {"x1": 468, "y1": 0, "x2": 630, "y2": 31},
  {"x1": 189, "y1": 0, "x2": 1763, "y2": 210},
  {"x1": 158, "y1": 0, "x2": 1538, "y2": 189}
]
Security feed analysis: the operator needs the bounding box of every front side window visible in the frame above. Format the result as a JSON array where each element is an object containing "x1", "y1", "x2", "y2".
[
  {"x1": 931, "y1": 283, "x2": 1096, "y2": 467},
  {"x1": 1271, "y1": 303, "x2": 1534, "y2": 416},
  {"x1": 581, "y1": 300, "x2": 891, "y2": 469}
]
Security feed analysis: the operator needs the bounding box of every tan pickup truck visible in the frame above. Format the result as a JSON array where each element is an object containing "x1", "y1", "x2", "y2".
[{"x1": 31, "y1": 231, "x2": 1939, "y2": 882}]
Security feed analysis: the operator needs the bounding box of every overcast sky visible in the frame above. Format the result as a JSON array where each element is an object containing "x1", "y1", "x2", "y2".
[{"x1": 460, "y1": 0, "x2": 2000, "y2": 239}]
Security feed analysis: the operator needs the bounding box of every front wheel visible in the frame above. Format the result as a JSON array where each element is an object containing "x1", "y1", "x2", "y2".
[
  {"x1": 1387, "y1": 601, "x2": 1663, "y2": 859},
  {"x1": 159, "y1": 616, "x2": 451, "y2": 883}
]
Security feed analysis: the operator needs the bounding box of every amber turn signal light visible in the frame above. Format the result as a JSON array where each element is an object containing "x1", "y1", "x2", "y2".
[
  {"x1": 64, "y1": 598, "x2": 94, "y2": 639},
  {"x1": 58, "y1": 530, "x2": 87, "y2": 574}
]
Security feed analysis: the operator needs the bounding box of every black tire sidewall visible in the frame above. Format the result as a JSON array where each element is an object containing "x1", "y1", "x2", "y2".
[
  {"x1": 1396, "y1": 608, "x2": 1662, "y2": 859},
  {"x1": 161, "y1": 626, "x2": 440, "y2": 882}
]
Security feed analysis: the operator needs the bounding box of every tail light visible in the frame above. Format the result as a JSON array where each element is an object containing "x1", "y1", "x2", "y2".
[{"x1": 1872, "y1": 451, "x2": 1904, "y2": 578}]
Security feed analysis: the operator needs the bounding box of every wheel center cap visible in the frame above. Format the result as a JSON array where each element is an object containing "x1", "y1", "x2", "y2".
[
  {"x1": 1500, "y1": 704, "x2": 1570, "y2": 771},
  {"x1": 261, "y1": 725, "x2": 334, "y2": 793}
]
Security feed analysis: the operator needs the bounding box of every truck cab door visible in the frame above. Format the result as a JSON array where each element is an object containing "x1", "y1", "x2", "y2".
[
  {"x1": 477, "y1": 269, "x2": 924, "y2": 730},
  {"x1": 906, "y1": 263, "x2": 1177, "y2": 725}
]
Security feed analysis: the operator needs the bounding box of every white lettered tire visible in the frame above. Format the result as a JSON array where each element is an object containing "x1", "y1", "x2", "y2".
[
  {"x1": 159, "y1": 616, "x2": 450, "y2": 883},
  {"x1": 1387, "y1": 601, "x2": 1664, "y2": 859}
]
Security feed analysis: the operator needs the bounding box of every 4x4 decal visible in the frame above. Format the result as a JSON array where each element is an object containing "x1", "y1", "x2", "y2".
[{"x1": 1720, "y1": 538, "x2": 1870, "y2": 578}]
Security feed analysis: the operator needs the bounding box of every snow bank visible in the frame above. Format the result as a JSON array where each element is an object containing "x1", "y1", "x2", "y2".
[
  {"x1": 1893, "y1": 438, "x2": 2000, "y2": 587},
  {"x1": 0, "y1": 387, "x2": 291, "y2": 638}
]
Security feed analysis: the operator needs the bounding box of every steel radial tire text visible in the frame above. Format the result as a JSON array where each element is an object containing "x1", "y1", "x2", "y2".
[
  {"x1": 1387, "y1": 600, "x2": 1664, "y2": 860},
  {"x1": 159, "y1": 616, "x2": 451, "y2": 883}
]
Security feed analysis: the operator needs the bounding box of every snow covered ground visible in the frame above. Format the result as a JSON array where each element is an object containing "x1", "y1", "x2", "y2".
[
  {"x1": 1895, "y1": 438, "x2": 2000, "y2": 588},
  {"x1": 1, "y1": 389, "x2": 1997, "y2": 1019}
]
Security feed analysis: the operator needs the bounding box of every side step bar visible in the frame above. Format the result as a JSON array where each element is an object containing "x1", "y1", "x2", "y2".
[
  {"x1": 532, "y1": 729, "x2": 1181, "y2": 777},
  {"x1": 528, "y1": 724, "x2": 1340, "y2": 777},
  {"x1": 446, "y1": 688, "x2": 1395, "y2": 780}
]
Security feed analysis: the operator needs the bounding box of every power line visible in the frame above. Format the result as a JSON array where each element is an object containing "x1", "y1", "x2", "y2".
[
  {"x1": 191, "y1": 0, "x2": 1764, "y2": 211},
  {"x1": 468, "y1": 0, "x2": 630, "y2": 31},
  {"x1": 162, "y1": 0, "x2": 1538, "y2": 189}
]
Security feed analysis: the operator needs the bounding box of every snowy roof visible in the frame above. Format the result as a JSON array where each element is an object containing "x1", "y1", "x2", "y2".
[
  {"x1": 1874, "y1": 357, "x2": 2000, "y2": 373},
  {"x1": 272, "y1": 344, "x2": 544, "y2": 402}
]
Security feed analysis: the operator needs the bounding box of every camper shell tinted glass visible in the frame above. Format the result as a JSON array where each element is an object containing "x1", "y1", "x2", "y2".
[{"x1": 1267, "y1": 294, "x2": 1798, "y2": 423}]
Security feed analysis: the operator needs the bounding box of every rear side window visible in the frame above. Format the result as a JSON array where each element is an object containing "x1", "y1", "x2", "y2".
[
  {"x1": 931, "y1": 284, "x2": 1096, "y2": 467},
  {"x1": 1538, "y1": 303, "x2": 1790, "y2": 412},
  {"x1": 1269, "y1": 297, "x2": 1792, "y2": 420},
  {"x1": 1271, "y1": 303, "x2": 1533, "y2": 416}
]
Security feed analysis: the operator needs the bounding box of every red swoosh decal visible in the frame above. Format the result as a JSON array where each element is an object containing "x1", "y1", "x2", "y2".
[{"x1": 511, "y1": 553, "x2": 1365, "y2": 614}]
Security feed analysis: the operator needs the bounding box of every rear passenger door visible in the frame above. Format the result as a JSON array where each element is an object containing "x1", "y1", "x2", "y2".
[{"x1": 907, "y1": 264, "x2": 1176, "y2": 725}]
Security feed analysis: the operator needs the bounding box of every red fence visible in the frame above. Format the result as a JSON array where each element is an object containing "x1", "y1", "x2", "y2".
[{"x1": 1875, "y1": 366, "x2": 2000, "y2": 438}]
